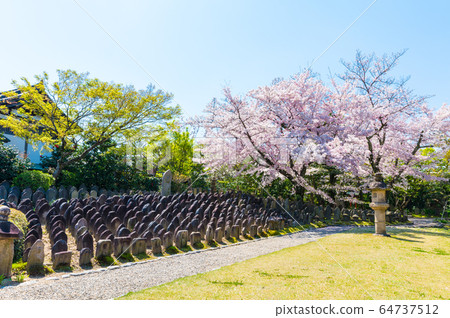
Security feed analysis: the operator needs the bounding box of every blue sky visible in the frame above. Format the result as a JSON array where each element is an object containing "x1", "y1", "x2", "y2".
[{"x1": 1, "y1": 0, "x2": 449, "y2": 117}]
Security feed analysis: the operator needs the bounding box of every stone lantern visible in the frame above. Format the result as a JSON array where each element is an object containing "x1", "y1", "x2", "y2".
[
  {"x1": 0, "y1": 205, "x2": 21, "y2": 278},
  {"x1": 369, "y1": 173, "x2": 390, "y2": 236}
]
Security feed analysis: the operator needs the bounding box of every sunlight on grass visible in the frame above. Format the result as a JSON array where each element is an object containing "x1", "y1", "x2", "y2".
[{"x1": 118, "y1": 227, "x2": 449, "y2": 300}]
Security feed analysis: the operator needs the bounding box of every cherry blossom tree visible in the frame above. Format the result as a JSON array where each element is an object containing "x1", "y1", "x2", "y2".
[
  {"x1": 195, "y1": 71, "x2": 346, "y2": 202},
  {"x1": 194, "y1": 51, "x2": 450, "y2": 203},
  {"x1": 333, "y1": 50, "x2": 450, "y2": 185}
]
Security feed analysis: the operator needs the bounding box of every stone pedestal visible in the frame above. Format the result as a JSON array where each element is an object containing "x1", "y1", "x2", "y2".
[
  {"x1": 161, "y1": 170, "x2": 172, "y2": 196},
  {"x1": 370, "y1": 202, "x2": 390, "y2": 235},
  {"x1": 0, "y1": 205, "x2": 21, "y2": 278},
  {"x1": 369, "y1": 174, "x2": 390, "y2": 236}
]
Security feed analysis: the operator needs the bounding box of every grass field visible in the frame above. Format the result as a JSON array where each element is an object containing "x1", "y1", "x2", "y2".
[{"x1": 119, "y1": 227, "x2": 449, "y2": 300}]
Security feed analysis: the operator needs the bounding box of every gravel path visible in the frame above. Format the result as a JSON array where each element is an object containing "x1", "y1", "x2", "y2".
[
  {"x1": 407, "y1": 218, "x2": 444, "y2": 228},
  {"x1": 0, "y1": 226, "x2": 350, "y2": 300}
]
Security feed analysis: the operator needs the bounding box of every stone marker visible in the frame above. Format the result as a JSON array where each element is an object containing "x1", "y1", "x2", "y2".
[
  {"x1": 214, "y1": 227, "x2": 223, "y2": 242},
  {"x1": 0, "y1": 186, "x2": 7, "y2": 200},
  {"x1": 224, "y1": 225, "x2": 231, "y2": 240},
  {"x1": 231, "y1": 225, "x2": 240, "y2": 239},
  {"x1": 324, "y1": 205, "x2": 332, "y2": 220},
  {"x1": 162, "y1": 231, "x2": 173, "y2": 249},
  {"x1": 26, "y1": 239, "x2": 45, "y2": 273},
  {"x1": 70, "y1": 190, "x2": 79, "y2": 200},
  {"x1": 161, "y1": 170, "x2": 172, "y2": 196},
  {"x1": 75, "y1": 218, "x2": 88, "y2": 233},
  {"x1": 205, "y1": 225, "x2": 214, "y2": 244},
  {"x1": 95, "y1": 239, "x2": 112, "y2": 258},
  {"x1": 190, "y1": 232, "x2": 202, "y2": 245},
  {"x1": 52, "y1": 239, "x2": 68, "y2": 258},
  {"x1": 113, "y1": 236, "x2": 132, "y2": 257},
  {"x1": 131, "y1": 238, "x2": 147, "y2": 255},
  {"x1": 46, "y1": 188, "x2": 57, "y2": 202},
  {"x1": 78, "y1": 189, "x2": 89, "y2": 199},
  {"x1": 24, "y1": 235, "x2": 38, "y2": 250},
  {"x1": 257, "y1": 225, "x2": 264, "y2": 236},
  {"x1": 333, "y1": 207, "x2": 341, "y2": 221},
  {"x1": 75, "y1": 226, "x2": 88, "y2": 240},
  {"x1": 81, "y1": 233, "x2": 94, "y2": 251},
  {"x1": 21, "y1": 188, "x2": 33, "y2": 201},
  {"x1": 23, "y1": 247, "x2": 31, "y2": 263},
  {"x1": 53, "y1": 251, "x2": 72, "y2": 269},
  {"x1": 249, "y1": 224, "x2": 258, "y2": 237},
  {"x1": 175, "y1": 230, "x2": 188, "y2": 249},
  {"x1": 58, "y1": 186, "x2": 68, "y2": 200},
  {"x1": 151, "y1": 237, "x2": 162, "y2": 254},
  {"x1": 33, "y1": 190, "x2": 45, "y2": 204},
  {"x1": 7, "y1": 193, "x2": 18, "y2": 206},
  {"x1": 79, "y1": 248, "x2": 93, "y2": 266}
]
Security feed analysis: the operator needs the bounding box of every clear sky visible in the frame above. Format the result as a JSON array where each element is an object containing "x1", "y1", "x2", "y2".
[{"x1": 1, "y1": 0, "x2": 449, "y2": 118}]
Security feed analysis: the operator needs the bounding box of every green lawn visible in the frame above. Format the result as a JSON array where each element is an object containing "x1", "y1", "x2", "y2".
[{"x1": 118, "y1": 227, "x2": 449, "y2": 300}]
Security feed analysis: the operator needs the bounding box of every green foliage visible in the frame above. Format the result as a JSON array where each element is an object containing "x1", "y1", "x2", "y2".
[
  {"x1": 390, "y1": 176, "x2": 449, "y2": 217},
  {"x1": 1, "y1": 70, "x2": 180, "y2": 180},
  {"x1": 12, "y1": 262, "x2": 27, "y2": 274},
  {"x1": 152, "y1": 126, "x2": 209, "y2": 193},
  {"x1": 96, "y1": 255, "x2": 117, "y2": 267},
  {"x1": 41, "y1": 139, "x2": 160, "y2": 191},
  {"x1": 165, "y1": 245, "x2": 179, "y2": 255},
  {"x1": 9, "y1": 208, "x2": 28, "y2": 263},
  {"x1": 15, "y1": 273, "x2": 27, "y2": 283},
  {"x1": 163, "y1": 128, "x2": 194, "y2": 177},
  {"x1": 118, "y1": 253, "x2": 134, "y2": 262},
  {"x1": 12, "y1": 170, "x2": 55, "y2": 191},
  {"x1": 0, "y1": 274, "x2": 5, "y2": 285},
  {"x1": 9, "y1": 208, "x2": 28, "y2": 234},
  {"x1": 0, "y1": 144, "x2": 31, "y2": 182}
]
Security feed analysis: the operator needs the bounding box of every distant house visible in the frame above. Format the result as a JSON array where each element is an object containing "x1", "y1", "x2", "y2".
[{"x1": 0, "y1": 85, "x2": 51, "y2": 167}]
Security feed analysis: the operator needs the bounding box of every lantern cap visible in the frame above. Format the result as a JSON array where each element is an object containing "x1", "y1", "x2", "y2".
[{"x1": 369, "y1": 173, "x2": 388, "y2": 190}]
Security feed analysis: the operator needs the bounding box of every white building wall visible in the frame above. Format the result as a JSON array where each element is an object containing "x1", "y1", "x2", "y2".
[{"x1": 2, "y1": 132, "x2": 50, "y2": 167}]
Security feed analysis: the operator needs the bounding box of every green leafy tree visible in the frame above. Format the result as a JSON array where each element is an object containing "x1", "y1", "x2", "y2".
[
  {"x1": 0, "y1": 144, "x2": 31, "y2": 182},
  {"x1": 152, "y1": 127, "x2": 209, "y2": 192},
  {"x1": 0, "y1": 70, "x2": 180, "y2": 180},
  {"x1": 41, "y1": 139, "x2": 159, "y2": 191}
]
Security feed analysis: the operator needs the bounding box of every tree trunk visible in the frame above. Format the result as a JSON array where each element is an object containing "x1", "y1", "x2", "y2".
[{"x1": 53, "y1": 161, "x2": 63, "y2": 180}]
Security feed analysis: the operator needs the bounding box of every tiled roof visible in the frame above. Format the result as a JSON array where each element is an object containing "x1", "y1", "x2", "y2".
[
  {"x1": 0, "y1": 84, "x2": 50, "y2": 110},
  {"x1": 0, "y1": 87, "x2": 24, "y2": 109}
]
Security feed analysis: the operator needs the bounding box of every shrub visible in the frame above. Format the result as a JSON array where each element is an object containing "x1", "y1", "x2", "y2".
[
  {"x1": 0, "y1": 144, "x2": 31, "y2": 182},
  {"x1": 12, "y1": 170, "x2": 55, "y2": 191},
  {"x1": 58, "y1": 170, "x2": 79, "y2": 187},
  {"x1": 16, "y1": 273, "x2": 27, "y2": 283},
  {"x1": 9, "y1": 208, "x2": 28, "y2": 263}
]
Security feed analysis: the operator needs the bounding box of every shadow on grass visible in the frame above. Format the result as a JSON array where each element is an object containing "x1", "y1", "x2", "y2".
[
  {"x1": 209, "y1": 280, "x2": 244, "y2": 286},
  {"x1": 341, "y1": 227, "x2": 450, "y2": 241},
  {"x1": 254, "y1": 270, "x2": 309, "y2": 279},
  {"x1": 411, "y1": 247, "x2": 450, "y2": 255},
  {"x1": 390, "y1": 236, "x2": 423, "y2": 243}
]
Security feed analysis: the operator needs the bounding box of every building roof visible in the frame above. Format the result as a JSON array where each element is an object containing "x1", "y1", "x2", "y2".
[{"x1": 0, "y1": 84, "x2": 52, "y2": 112}]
